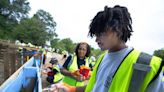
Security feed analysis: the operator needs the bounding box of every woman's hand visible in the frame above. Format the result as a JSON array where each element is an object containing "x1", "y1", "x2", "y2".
[
  {"x1": 71, "y1": 71, "x2": 86, "y2": 81},
  {"x1": 72, "y1": 74, "x2": 86, "y2": 82}
]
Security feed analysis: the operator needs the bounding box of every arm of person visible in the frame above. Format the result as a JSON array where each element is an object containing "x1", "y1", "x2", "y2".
[
  {"x1": 61, "y1": 68, "x2": 86, "y2": 81},
  {"x1": 60, "y1": 68, "x2": 73, "y2": 77},
  {"x1": 61, "y1": 55, "x2": 86, "y2": 81},
  {"x1": 57, "y1": 84, "x2": 86, "y2": 92},
  {"x1": 61, "y1": 55, "x2": 73, "y2": 77}
]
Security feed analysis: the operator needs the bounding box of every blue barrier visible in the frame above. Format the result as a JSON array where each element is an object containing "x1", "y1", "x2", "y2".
[{"x1": 0, "y1": 55, "x2": 43, "y2": 92}]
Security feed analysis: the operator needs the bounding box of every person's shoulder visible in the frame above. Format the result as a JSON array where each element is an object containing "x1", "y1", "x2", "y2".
[
  {"x1": 64, "y1": 55, "x2": 73, "y2": 62},
  {"x1": 67, "y1": 55, "x2": 72, "y2": 59}
]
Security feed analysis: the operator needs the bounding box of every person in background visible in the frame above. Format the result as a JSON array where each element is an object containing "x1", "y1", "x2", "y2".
[
  {"x1": 39, "y1": 47, "x2": 47, "y2": 65},
  {"x1": 46, "y1": 58, "x2": 63, "y2": 83},
  {"x1": 43, "y1": 48, "x2": 48, "y2": 65},
  {"x1": 60, "y1": 42, "x2": 91, "y2": 86}
]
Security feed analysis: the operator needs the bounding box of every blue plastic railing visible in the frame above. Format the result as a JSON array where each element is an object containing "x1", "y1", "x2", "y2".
[{"x1": 0, "y1": 55, "x2": 43, "y2": 92}]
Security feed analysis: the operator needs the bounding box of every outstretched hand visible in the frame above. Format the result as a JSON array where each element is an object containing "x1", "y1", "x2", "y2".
[{"x1": 52, "y1": 83, "x2": 76, "y2": 92}]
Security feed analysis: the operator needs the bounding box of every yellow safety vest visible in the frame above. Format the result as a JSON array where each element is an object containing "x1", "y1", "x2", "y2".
[
  {"x1": 85, "y1": 49, "x2": 162, "y2": 92},
  {"x1": 62, "y1": 55, "x2": 89, "y2": 86},
  {"x1": 162, "y1": 67, "x2": 164, "y2": 81},
  {"x1": 52, "y1": 65, "x2": 63, "y2": 83}
]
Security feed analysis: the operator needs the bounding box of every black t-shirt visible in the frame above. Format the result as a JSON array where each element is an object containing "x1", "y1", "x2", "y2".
[{"x1": 63, "y1": 55, "x2": 86, "y2": 69}]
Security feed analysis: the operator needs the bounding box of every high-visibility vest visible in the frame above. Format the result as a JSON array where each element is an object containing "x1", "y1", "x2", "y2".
[
  {"x1": 85, "y1": 49, "x2": 162, "y2": 92},
  {"x1": 52, "y1": 65, "x2": 63, "y2": 83},
  {"x1": 162, "y1": 67, "x2": 164, "y2": 81},
  {"x1": 62, "y1": 55, "x2": 89, "y2": 86}
]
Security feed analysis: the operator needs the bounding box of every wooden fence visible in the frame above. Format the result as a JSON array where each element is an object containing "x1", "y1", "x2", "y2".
[{"x1": 0, "y1": 40, "x2": 38, "y2": 85}]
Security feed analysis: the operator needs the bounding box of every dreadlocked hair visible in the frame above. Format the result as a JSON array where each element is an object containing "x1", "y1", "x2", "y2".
[{"x1": 88, "y1": 5, "x2": 133, "y2": 42}]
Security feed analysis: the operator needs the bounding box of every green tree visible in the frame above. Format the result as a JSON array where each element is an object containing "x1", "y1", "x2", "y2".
[
  {"x1": 91, "y1": 47, "x2": 104, "y2": 58},
  {"x1": 51, "y1": 37, "x2": 104, "y2": 57},
  {"x1": 153, "y1": 48, "x2": 164, "y2": 59},
  {"x1": 12, "y1": 9, "x2": 57, "y2": 46},
  {"x1": 0, "y1": 0, "x2": 30, "y2": 39},
  {"x1": 51, "y1": 38, "x2": 62, "y2": 49},
  {"x1": 12, "y1": 17, "x2": 49, "y2": 45},
  {"x1": 60, "y1": 38, "x2": 76, "y2": 53},
  {"x1": 33, "y1": 9, "x2": 57, "y2": 40},
  {"x1": 51, "y1": 38, "x2": 76, "y2": 54}
]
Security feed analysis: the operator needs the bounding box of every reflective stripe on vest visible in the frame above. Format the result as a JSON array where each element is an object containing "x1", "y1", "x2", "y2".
[
  {"x1": 162, "y1": 67, "x2": 164, "y2": 81},
  {"x1": 53, "y1": 65, "x2": 60, "y2": 72},
  {"x1": 63, "y1": 55, "x2": 89, "y2": 86},
  {"x1": 53, "y1": 73, "x2": 63, "y2": 83},
  {"x1": 129, "y1": 52, "x2": 152, "y2": 92},
  {"x1": 52, "y1": 65, "x2": 63, "y2": 83},
  {"x1": 85, "y1": 49, "x2": 162, "y2": 92}
]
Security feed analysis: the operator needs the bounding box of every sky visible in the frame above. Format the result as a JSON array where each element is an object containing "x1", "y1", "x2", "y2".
[{"x1": 28, "y1": 0, "x2": 164, "y2": 54}]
